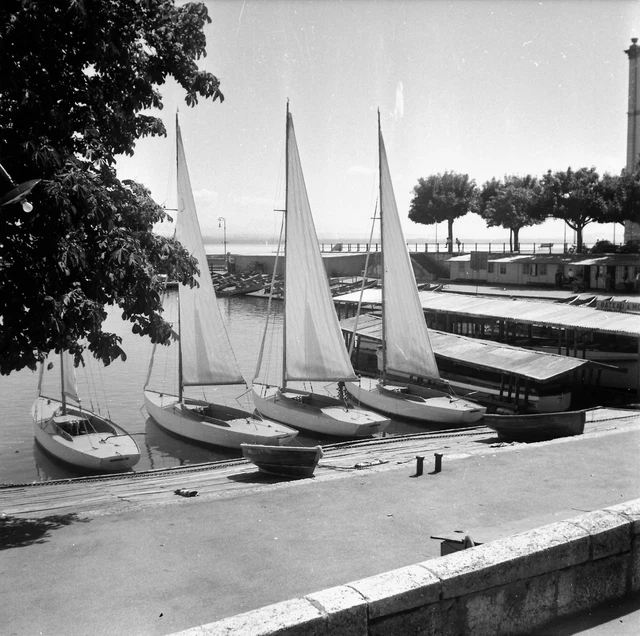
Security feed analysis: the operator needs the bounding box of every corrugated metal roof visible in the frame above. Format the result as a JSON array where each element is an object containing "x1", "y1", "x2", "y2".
[
  {"x1": 335, "y1": 288, "x2": 640, "y2": 338},
  {"x1": 341, "y1": 314, "x2": 593, "y2": 382}
]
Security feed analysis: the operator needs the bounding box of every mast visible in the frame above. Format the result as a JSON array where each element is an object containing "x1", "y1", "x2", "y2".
[
  {"x1": 378, "y1": 109, "x2": 387, "y2": 383},
  {"x1": 282, "y1": 101, "x2": 290, "y2": 389},
  {"x1": 60, "y1": 352, "x2": 67, "y2": 415},
  {"x1": 176, "y1": 112, "x2": 184, "y2": 403}
]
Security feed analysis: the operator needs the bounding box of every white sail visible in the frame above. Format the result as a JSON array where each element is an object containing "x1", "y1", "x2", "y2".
[
  {"x1": 175, "y1": 124, "x2": 244, "y2": 386},
  {"x1": 61, "y1": 352, "x2": 80, "y2": 403},
  {"x1": 379, "y1": 126, "x2": 440, "y2": 381},
  {"x1": 283, "y1": 112, "x2": 357, "y2": 383}
]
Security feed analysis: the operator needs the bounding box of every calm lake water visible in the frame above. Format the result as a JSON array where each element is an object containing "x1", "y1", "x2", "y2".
[{"x1": 0, "y1": 292, "x2": 427, "y2": 485}]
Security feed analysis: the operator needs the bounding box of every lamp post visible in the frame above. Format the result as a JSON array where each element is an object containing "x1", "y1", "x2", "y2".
[
  {"x1": 218, "y1": 216, "x2": 227, "y2": 260},
  {"x1": 0, "y1": 162, "x2": 40, "y2": 211}
]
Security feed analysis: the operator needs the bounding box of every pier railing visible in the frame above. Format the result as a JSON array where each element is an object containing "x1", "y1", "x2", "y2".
[{"x1": 319, "y1": 242, "x2": 593, "y2": 255}]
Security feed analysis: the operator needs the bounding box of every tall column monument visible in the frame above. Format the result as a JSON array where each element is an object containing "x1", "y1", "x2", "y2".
[{"x1": 624, "y1": 38, "x2": 640, "y2": 243}]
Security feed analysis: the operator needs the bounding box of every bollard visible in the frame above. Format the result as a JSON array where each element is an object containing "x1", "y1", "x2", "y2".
[
  {"x1": 415, "y1": 455, "x2": 424, "y2": 476},
  {"x1": 434, "y1": 453, "x2": 443, "y2": 473}
]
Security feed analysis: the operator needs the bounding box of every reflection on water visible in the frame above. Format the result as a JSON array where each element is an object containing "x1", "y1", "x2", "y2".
[
  {"x1": 0, "y1": 294, "x2": 435, "y2": 484},
  {"x1": 143, "y1": 417, "x2": 241, "y2": 468}
]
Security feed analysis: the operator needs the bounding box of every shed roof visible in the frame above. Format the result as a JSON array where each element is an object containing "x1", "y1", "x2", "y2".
[
  {"x1": 335, "y1": 289, "x2": 640, "y2": 338},
  {"x1": 486, "y1": 253, "x2": 640, "y2": 266},
  {"x1": 341, "y1": 314, "x2": 594, "y2": 382}
]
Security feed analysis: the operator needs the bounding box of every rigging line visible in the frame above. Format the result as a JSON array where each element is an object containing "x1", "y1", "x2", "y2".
[
  {"x1": 253, "y1": 211, "x2": 285, "y2": 384},
  {"x1": 348, "y1": 196, "x2": 379, "y2": 358},
  {"x1": 95, "y1": 354, "x2": 112, "y2": 420}
]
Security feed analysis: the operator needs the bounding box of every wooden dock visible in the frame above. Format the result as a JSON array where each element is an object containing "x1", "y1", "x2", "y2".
[{"x1": 1, "y1": 408, "x2": 638, "y2": 519}]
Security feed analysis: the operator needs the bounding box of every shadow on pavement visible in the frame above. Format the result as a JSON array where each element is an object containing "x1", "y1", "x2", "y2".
[{"x1": 0, "y1": 513, "x2": 89, "y2": 550}]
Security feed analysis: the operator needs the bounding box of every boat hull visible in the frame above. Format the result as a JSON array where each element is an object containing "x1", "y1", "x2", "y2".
[
  {"x1": 252, "y1": 386, "x2": 390, "y2": 437},
  {"x1": 345, "y1": 378, "x2": 486, "y2": 424},
  {"x1": 444, "y1": 376, "x2": 572, "y2": 413},
  {"x1": 241, "y1": 443, "x2": 323, "y2": 478},
  {"x1": 483, "y1": 410, "x2": 586, "y2": 442},
  {"x1": 31, "y1": 397, "x2": 140, "y2": 472},
  {"x1": 144, "y1": 390, "x2": 298, "y2": 449}
]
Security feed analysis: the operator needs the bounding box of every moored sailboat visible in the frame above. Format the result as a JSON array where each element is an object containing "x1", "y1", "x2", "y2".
[
  {"x1": 144, "y1": 116, "x2": 298, "y2": 449},
  {"x1": 345, "y1": 114, "x2": 486, "y2": 425},
  {"x1": 32, "y1": 353, "x2": 140, "y2": 472},
  {"x1": 252, "y1": 105, "x2": 390, "y2": 438}
]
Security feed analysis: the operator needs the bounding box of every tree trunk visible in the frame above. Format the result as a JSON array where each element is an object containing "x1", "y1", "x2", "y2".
[
  {"x1": 576, "y1": 227, "x2": 584, "y2": 253},
  {"x1": 513, "y1": 227, "x2": 520, "y2": 252},
  {"x1": 448, "y1": 218, "x2": 454, "y2": 253}
]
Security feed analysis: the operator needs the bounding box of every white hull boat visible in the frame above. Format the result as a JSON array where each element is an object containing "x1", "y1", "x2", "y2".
[
  {"x1": 345, "y1": 114, "x2": 485, "y2": 425},
  {"x1": 32, "y1": 396, "x2": 140, "y2": 472},
  {"x1": 345, "y1": 377, "x2": 485, "y2": 424},
  {"x1": 144, "y1": 390, "x2": 296, "y2": 448},
  {"x1": 252, "y1": 386, "x2": 388, "y2": 437},
  {"x1": 253, "y1": 105, "x2": 389, "y2": 438}
]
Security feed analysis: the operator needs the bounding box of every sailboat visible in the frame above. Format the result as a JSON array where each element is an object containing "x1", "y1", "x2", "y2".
[
  {"x1": 143, "y1": 117, "x2": 298, "y2": 449},
  {"x1": 251, "y1": 105, "x2": 390, "y2": 438},
  {"x1": 32, "y1": 353, "x2": 141, "y2": 472},
  {"x1": 345, "y1": 114, "x2": 486, "y2": 424}
]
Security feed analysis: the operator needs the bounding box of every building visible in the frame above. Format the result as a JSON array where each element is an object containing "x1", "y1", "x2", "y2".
[
  {"x1": 624, "y1": 38, "x2": 640, "y2": 243},
  {"x1": 448, "y1": 252, "x2": 640, "y2": 292}
]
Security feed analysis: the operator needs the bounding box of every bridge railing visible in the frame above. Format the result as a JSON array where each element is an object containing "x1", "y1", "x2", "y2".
[{"x1": 319, "y1": 242, "x2": 594, "y2": 255}]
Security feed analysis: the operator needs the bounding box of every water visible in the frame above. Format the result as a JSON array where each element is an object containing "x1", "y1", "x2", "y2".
[{"x1": 0, "y1": 293, "x2": 427, "y2": 485}]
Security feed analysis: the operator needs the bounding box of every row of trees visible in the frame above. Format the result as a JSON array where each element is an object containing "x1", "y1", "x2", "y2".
[
  {"x1": 408, "y1": 166, "x2": 640, "y2": 253},
  {"x1": 1, "y1": 0, "x2": 221, "y2": 375}
]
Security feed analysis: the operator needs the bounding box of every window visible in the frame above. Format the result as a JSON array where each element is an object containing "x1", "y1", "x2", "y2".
[
  {"x1": 499, "y1": 264, "x2": 507, "y2": 275},
  {"x1": 488, "y1": 263, "x2": 494, "y2": 274},
  {"x1": 539, "y1": 264, "x2": 547, "y2": 276},
  {"x1": 523, "y1": 264, "x2": 530, "y2": 275}
]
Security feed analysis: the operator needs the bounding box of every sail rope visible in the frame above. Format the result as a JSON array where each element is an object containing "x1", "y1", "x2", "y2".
[
  {"x1": 348, "y1": 196, "x2": 379, "y2": 360},
  {"x1": 253, "y1": 213, "x2": 285, "y2": 387}
]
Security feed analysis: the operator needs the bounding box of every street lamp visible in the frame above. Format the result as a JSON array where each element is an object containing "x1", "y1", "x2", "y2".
[
  {"x1": 218, "y1": 216, "x2": 227, "y2": 258},
  {"x1": 0, "y1": 163, "x2": 40, "y2": 212}
]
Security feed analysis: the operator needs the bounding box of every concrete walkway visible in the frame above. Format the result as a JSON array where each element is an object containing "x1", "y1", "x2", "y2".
[{"x1": 1, "y1": 415, "x2": 639, "y2": 636}]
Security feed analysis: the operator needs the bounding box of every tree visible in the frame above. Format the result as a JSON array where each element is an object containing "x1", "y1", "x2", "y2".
[
  {"x1": 606, "y1": 163, "x2": 640, "y2": 230},
  {"x1": 409, "y1": 172, "x2": 479, "y2": 253},
  {"x1": 0, "y1": 0, "x2": 223, "y2": 374},
  {"x1": 540, "y1": 167, "x2": 616, "y2": 253},
  {"x1": 479, "y1": 175, "x2": 545, "y2": 252}
]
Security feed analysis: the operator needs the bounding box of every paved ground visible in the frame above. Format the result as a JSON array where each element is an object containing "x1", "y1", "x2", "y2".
[{"x1": 1, "y1": 415, "x2": 639, "y2": 636}]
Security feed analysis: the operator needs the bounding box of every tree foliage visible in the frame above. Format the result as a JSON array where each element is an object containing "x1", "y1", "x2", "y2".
[
  {"x1": 479, "y1": 175, "x2": 545, "y2": 251},
  {"x1": 540, "y1": 167, "x2": 617, "y2": 253},
  {"x1": 607, "y1": 162, "x2": 640, "y2": 227},
  {"x1": 0, "y1": 0, "x2": 224, "y2": 374},
  {"x1": 408, "y1": 172, "x2": 478, "y2": 252}
]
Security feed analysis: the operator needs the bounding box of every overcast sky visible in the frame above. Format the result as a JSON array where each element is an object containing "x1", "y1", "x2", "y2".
[{"x1": 116, "y1": 0, "x2": 640, "y2": 245}]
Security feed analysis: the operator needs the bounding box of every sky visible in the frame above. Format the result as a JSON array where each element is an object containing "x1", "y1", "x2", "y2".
[{"x1": 116, "y1": 0, "x2": 640, "y2": 246}]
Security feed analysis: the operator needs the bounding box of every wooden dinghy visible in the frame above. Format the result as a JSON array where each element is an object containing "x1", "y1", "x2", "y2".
[
  {"x1": 483, "y1": 410, "x2": 586, "y2": 442},
  {"x1": 241, "y1": 443, "x2": 323, "y2": 478}
]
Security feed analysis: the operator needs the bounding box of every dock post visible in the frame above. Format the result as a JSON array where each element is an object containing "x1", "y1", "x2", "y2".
[
  {"x1": 434, "y1": 453, "x2": 443, "y2": 473},
  {"x1": 415, "y1": 455, "x2": 424, "y2": 476}
]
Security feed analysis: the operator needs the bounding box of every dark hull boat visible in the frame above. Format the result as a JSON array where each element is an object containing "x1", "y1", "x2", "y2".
[
  {"x1": 241, "y1": 444, "x2": 323, "y2": 478},
  {"x1": 483, "y1": 410, "x2": 586, "y2": 442}
]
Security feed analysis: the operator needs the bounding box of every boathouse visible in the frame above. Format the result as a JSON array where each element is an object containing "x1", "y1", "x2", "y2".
[
  {"x1": 448, "y1": 252, "x2": 640, "y2": 292},
  {"x1": 335, "y1": 288, "x2": 640, "y2": 397}
]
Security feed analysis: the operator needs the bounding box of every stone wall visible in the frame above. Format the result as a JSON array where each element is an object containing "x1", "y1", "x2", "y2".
[{"x1": 172, "y1": 498, "x2": 640, "y2": 636}]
